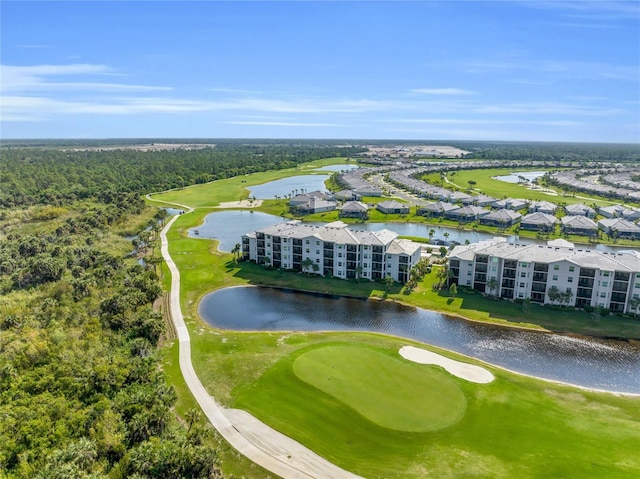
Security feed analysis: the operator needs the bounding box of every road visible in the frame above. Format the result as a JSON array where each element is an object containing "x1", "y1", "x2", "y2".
[{"x1": 158, "y1": 204, "x2": 363, "y2": 479}]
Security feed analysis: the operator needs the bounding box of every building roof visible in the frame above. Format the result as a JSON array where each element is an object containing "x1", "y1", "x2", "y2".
[
  {"x1": 482, "y1": 209, "x2": 522, "y2": 221},
  {"x1": 450, "y1": 239, "x2": 640, "y2": 272},
  {"x1": 560, "y1": 215, "x2": 597, "y2": 228},
  {"x1": 448, "y1": 205, "x2": 491, "y2": 216},
  {"x1": 341, "y1": 200, "x2": 369, "y2": 212},
  {"x1": 248, "y1": 220, "x2": 412, "y2": 249},
  {"x1": 521, "y1": 212, "x2": 558, "y2": 225},
  {"x1": 564, "y1": 203, "x2": 596, "y2": 215},
  {"x1": 529, "y1": 200, "x2": 558, "y2": 211},
  {"x1": 419, "y1": 201, "x2": 458, "y2": 213},
  {"x1": 598, "y1": 218, "x2": 640, "y2": 233},
  {"x1": 377, "y1": 200, "x2": 409, "y2": 210},
  {"x1": 386, "y1": 238, "x2": 422, "y2": 255}
]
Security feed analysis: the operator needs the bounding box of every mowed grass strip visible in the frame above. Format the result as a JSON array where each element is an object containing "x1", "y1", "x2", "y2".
[{"x1": 292, "y1": 344, "x2": 466, "y2": 432}]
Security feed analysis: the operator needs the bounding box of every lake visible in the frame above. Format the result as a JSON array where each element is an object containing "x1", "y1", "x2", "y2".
[
  {"x1": 199, "y1": 286, "x2": 640, "y2": 394},
  {"x1": 189, "y1": 210, "x2": 625, "y2": 253},
  {"x1": 493, "y1": 171, "x2": 547, "y2": 183}
]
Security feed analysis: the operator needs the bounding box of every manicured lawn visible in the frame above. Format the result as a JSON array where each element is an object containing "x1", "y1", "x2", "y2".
[
  {"x1": 212, "y1": 335, "x2": 640, "y2": 479},
  {"x1": 444, "y1": 168, "x2": 615, "y2": 206},
  {"x1": 292, "y1": 344, "x2": 466, "y2": 432},
  {"x1": 155, "y1": 162, "x2": 640, "y2": 478}
]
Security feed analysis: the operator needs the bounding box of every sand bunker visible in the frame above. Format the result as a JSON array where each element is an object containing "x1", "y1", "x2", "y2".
[
  {"x1": 216, "y1": 199, "x2": 263, "y2": 208},
  {"x1": 400, "y1": 346, "x2": 494, "y2": 384}
]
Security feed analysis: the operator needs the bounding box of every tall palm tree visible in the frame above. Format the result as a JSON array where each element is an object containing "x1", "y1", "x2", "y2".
[
  {"x1": 301, "y1": 258, "x2": 314, "y2": 276},
  {"x1": 231, "y1": 243, "x2": 241, "y2": 264}
]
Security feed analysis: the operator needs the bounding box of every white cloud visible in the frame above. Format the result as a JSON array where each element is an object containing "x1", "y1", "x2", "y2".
[
  {"x1": 224, "y1": 121, "x2": 347, "y2": 127},
  {"x1": 1, "y1": 64, "x2": 171, "y2": 93},
  {"x1": 411, "y1": 88, "x2": 475, "y2": 95}
]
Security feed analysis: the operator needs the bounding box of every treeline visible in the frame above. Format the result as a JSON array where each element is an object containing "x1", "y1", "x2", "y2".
[
  {"x1": 457, "y1": 141, "x2": 640, "y2": 163},
  {"x1": 0, "y1": 143, "x2": 365, "y2": 208},
  {"x1": 0, "y1": 199, "x2": 221, "y2": 478}
]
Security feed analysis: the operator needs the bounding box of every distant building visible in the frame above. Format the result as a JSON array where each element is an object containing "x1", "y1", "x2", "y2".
[
  {"x1": 492, "y1": 198, "x2": 528, "y2": 211},
  {"x1": 339, "y1": 201, "x2": 369, "y2": 219},
  {"x1": 241, "y1": 220, "x2": 421, "y2": 282},
  {"x1": 560, "y1": 215, "x2": 598, "y2": 236},
  {"x1": 417, "y1": 201, "x2": 458, "y2": 218},
  {"x1": 528, "y1": 200, "x2": 558, "y2": 214},
  {"x1": 444, "y1": 205, "x2": 491, "y2": 223},
  {"x1": 480, "y1": 209, "x2": 522, "y2": 228},
  {"x1": 376, "y1": 200, "x2": 410, "y2": 215},
  {"x1": 564, "y1": 203, "x2": 596, "y2": 218},
  {"x1": 598, "y1": 218, "x2": 640, "y2": 240},
  {"x1": 520, "y1": 212, "x2": 558, "y2": 232},
  {"x1": 448, "y1": 238, "x2": 640, "y2": 313}
]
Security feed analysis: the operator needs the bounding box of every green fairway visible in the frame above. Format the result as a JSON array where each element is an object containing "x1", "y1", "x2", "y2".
[
  {"x1": 225, "y1": 337, "x2": 640, "y2": 479},
  {"x1": 292, "y1": 344, "x2": 466, "y2": 432}
]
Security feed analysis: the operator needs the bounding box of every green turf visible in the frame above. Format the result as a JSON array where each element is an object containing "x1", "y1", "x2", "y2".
[{"x1": 292, "y1": 344, "x2": 466, "y2": 432}]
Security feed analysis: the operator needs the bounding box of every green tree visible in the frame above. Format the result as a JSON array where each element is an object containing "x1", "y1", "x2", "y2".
[{"x1": 449, "y1": 283, "x2": 457, "y2": 299}]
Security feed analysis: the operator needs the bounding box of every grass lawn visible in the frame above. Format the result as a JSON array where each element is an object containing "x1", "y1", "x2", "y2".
[
  {"x1": 154, "y1": 164, "x2": 640, "y2": 478},
  {"x1": 197, "y1": 334, "x2": 640, "y2": 479},
  {"x1": 443, "y1": 168, "x2": 617, "y2": 206},
  {"x1": 292, "y1": 344, "x2": 466, "y2": 432}
]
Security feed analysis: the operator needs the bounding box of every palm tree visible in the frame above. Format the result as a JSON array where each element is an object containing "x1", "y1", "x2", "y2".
[
  {"x1": 355, "y1": 265, "x2": 363, "y2": 283},
  {"x1": 629, "y1": 296, "x2": 640, "y2": 319},
  {"x1": 547, "y1": 285, "x2": 561, "y2": 305},
  {"x1": 311, "y1": 263, "x2": 320, "y2": 275},
  {"x1": 486, "y1": 277, "x2": 498, "y2": 296},
  {"x1": 301, "y1": 258, "x2": 314, "y2": 276},
  {"x1": 384, "y1": 274, "x2": 394, "y2": 293},
  {"x1": 231, "y1": 243, "x2": 241, "y2": 264}
]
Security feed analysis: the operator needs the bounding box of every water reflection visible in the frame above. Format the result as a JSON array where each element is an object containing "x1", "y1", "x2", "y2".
[{"x1": 199, "y1": 287, "x2": 640, "y2": 394}]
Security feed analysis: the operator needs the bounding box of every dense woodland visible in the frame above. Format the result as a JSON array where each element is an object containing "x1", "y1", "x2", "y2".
[
  {"x1": 0, "y1": 143, "x2": 365, "y2": 208},
  {"x1": 0, "y1": 140, "x2": 637, "y2": 478}
]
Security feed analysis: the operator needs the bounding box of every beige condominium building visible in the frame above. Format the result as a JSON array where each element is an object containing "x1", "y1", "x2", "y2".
[
  {"x1": 242, "y1": 220, "x2": 422, "y2": 283},
  {"x1": 448, "y1": 238, "x2": 640, "y2": 313}
]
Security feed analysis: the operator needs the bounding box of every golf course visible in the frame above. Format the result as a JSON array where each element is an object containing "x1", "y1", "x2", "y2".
[{"x1": 152, "y1": 158, "x2": 640, "y2": 479}]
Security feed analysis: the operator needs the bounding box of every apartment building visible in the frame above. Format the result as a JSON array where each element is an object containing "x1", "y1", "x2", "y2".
[
  {"x1": 242, "y1": 220, "x2": 421, "y2": 283},
  {"x1": 448, "y1": 238, "x2": 640, "y2": 313}
]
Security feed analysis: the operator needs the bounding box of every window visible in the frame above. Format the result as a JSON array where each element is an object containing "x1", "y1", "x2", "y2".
[
  {"x1": 316, "y1": 258, "x2": 320, "y2": 263},
  {"x1": 306, "y1": 248, "x2": 310, "y2": 253},
  {"x1": 387, "y1": 263, "x2": 392, "y2": 268},
  {"x1": 553, "y1": 275, "x2": 558, "y2": 281},
  {"x1": 600, "y1": 292, "x2": 606, "y2": 298},
  {"x1": 364, "y1": 254, "x2": 368, "y2": 259},
  {"x1": 569, "y1": 266, "x2": 575, "y2": 272},
  {"x1": 338, "y1": 262, "x2": 342, "y2": 267},
  {"x1": 316, "y1": 241, "x2": 320, "y2": 245},
  {"x1": 554, "y1": 264, "x2": 560, "y2": 270},
  {"x1": 316, "y1": 250, "x2": 320, "y2": 254},
  {"x1": 521, "y1": 262, "x2": 529, "y2": 267},
  {"x1": 603, "y1": 271, "x2": 610, "y2": 277},
  {"x1": 492, "y1": 266, "x2": 497, "y2": 272},
  {"x1": 364, "y1": 245, "x2": 369, "y2": 250},
  {"x1": 602, "y1": 281, "x2": 608, "y2": 287},
  {"x1": 521, "y1": 272, "x2": 527, "y2": 278},
  {"x1": 306, "y1": 239, "x2": 310, "y2": 244},
  {"x1": 467, "y1": 271, "x2": 472, "y2": 276},
  {"x1": 520, "y1": 282, "x2": 525, "y2": 288},
  {"x1": 338, "y1": 253, "x2": 343, "y2": 258},
  {"x1": 387, "y1": 255, "x2": 392, "y2": 259},
  {"x1": 568, "y1": 277, "x2": 573, "y2": 283},
  {"x1": 518, "y1": 292, "x2": 524, "y2": 298},
  {"x1": 466, "y1": 280, "x2": 471, "y2": 285}
]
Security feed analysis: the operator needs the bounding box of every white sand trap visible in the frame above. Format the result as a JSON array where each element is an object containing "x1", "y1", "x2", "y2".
[
  {"x1": 400, "y1": 346, "x2": 494, "y2": 384},
  {"x1": 216, "y1": 199, "x2": 263, "y2": 208}
]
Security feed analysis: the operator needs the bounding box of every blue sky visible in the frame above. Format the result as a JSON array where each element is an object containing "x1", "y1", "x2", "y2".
[{"x1": 1, "y1": 1, "x2": 639, "y2": 142}]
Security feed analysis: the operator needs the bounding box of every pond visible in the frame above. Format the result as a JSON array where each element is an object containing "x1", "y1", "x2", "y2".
[
  {"x1": 189, "y1": 210, "x2": 625, "y2": 253},
  {"x1": 493, "y1": 171, "x2": 547, "y2": 183},
  {"x1": 247, "y1": 174, "x2": 331, "y2": 199},
  {"x1": 199, "y1": 286, "x2": 640, "y2": 394}
]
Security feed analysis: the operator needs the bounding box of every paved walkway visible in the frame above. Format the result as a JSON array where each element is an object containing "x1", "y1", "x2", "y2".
[{"x1": 159, "y1": 209, "x2": 363, "y2": 479}]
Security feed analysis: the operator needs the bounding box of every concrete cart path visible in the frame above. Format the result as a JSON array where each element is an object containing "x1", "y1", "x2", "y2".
[{"x1": 159, "y1": 210, "x2": 363, "y2": 479}]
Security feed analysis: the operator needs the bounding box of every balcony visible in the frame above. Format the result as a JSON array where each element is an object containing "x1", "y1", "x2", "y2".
[
  {"x1": 474, "y1": 273, "x2": 487, "y2": 283},
  {"x1": 533, "y1": 272, "x2": 547, "y2": 282},
  {"x1": 579, "y1": 268, "x2": 596, "y2": 278},
  {"x1": 531, "y1": 283, "x2": 546, "y2": 293},
  {"x1": 578, "y1": 278, "x2": 594, "y2": 288},
  {"x1": 613, "y1": 281, "x2": 629, "y2": 293},
  {"x1": 503, "y1": 269, "x2": 516, "y2": 279},
  {"x1": 533, "y1": 263, "x2": 549, "y2": 272},
  {"x1": 475, "y1": 264, "x2": 488, "y2": 273}
]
